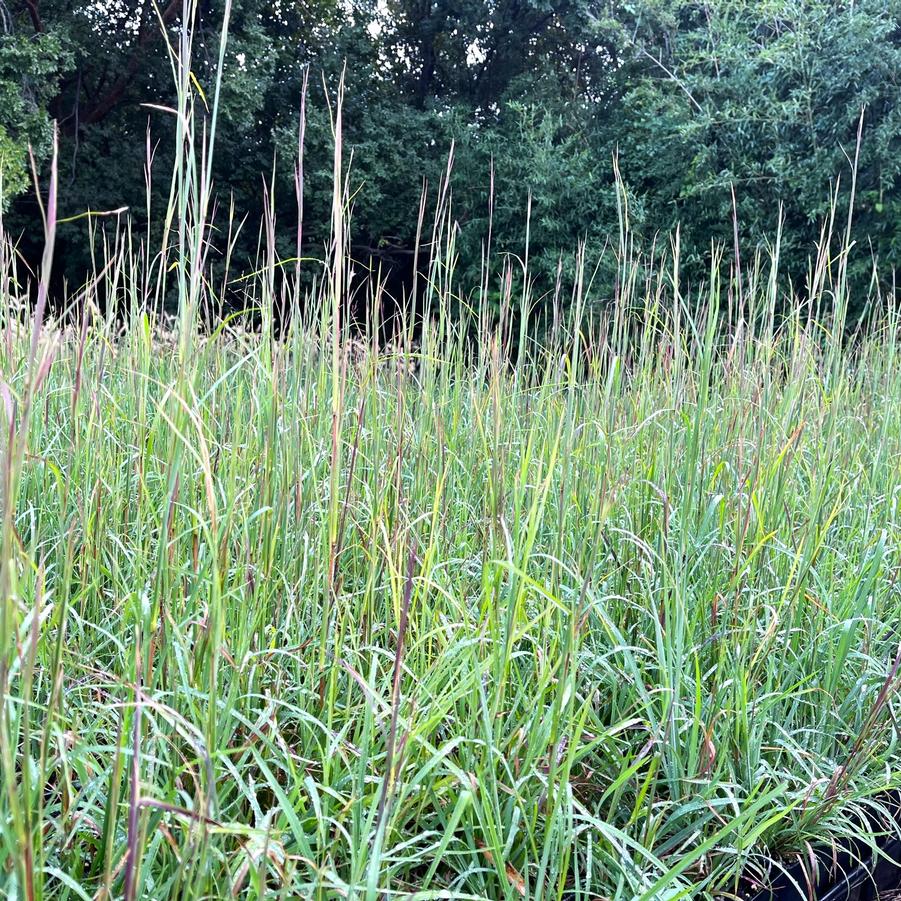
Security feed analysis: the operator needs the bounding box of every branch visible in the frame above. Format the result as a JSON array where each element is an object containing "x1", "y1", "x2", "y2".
[
  {"x1": 631, "y1": 41, "x2": 703, "y2": 113},
  {"x1": 24, "y1": 0, "x2": 42, "y2": 33},
  {"x1": 81, "y1": 0, "x2": 181, "y2": 126}
]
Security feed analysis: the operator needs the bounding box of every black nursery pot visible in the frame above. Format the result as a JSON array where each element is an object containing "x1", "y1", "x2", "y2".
[{"x1": 746, "y1": 796, "x2": 901, "y2": 901}]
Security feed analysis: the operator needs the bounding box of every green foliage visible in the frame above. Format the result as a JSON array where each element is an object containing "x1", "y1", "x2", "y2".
[
  {"x1": 0, "y1": 125, "x2": 29, "y2": 200},
  {"x1": 3, "y1": 6, "x2": 901, "y2": 898},
  {"x1": 3, "y1": 0, "x2": 901, "y2": 311},
  {"x1": 0, "y1": 29, "x2": 67, "y2": 205},
  {"x1": 619, "y1": 0, "x2": 901, "y2": 289},
  {"x1": 3, "y1": 174, "x2": 901, "y2": 901},
  {"x1": 450, "y1": 101, "x2": 628, "y2": 295}
]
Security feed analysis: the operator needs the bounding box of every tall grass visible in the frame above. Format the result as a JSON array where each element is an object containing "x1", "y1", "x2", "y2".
[{"x1": 2, "y1": 5, "x2": 901, "y2": 899}]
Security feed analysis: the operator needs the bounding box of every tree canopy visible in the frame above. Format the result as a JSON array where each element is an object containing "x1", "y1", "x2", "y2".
[{"x1": 1, "y1": 0, "x2": 899, "y2": 313}]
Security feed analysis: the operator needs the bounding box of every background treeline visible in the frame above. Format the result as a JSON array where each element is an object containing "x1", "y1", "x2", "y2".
[{"x1": 2, "y1": 0, "x2": 900, "y2": 316}]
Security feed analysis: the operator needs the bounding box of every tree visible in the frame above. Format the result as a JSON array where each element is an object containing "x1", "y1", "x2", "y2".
[
  {"x1": 0, "y1": 15, "x2": 67, "y2": 205},
  {"x1": 616, "y1": 0, "x2": 901, "y2": 296},
  {"x1": 3, "y1": 0, "x2": 900, "y2": 320}
]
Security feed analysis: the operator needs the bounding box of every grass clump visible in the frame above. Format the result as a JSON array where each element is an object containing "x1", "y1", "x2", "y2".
[{"x1": 2, "y1": 224, "x2": 901, "y2": 900}]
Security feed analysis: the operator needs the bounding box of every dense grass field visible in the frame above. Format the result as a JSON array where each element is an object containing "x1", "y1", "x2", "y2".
[
  {"x1": 3, "y1": 15, "x2": 901, "y2": 899},
  {"x1": 4, "y1": 217, "x2": 901, "y2": 900}
]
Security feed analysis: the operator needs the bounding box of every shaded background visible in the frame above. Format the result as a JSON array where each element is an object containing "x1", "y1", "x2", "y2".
[{"x1": 2, "y1": 0, "x2": 899, "y2": 320}]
